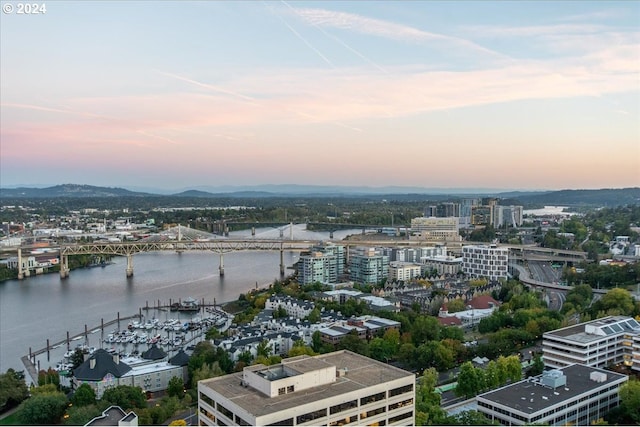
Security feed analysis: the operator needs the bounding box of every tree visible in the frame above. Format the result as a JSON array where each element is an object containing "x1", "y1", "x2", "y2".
[
  {"x1": 497, "y1": 355, "x2": 522, "y2": 383},
  {"x1": 273, "y1": 305, "x2": 288, "y2": 319},
  {"x1": 311, "y1": 330, "x2": 323, "y2": 353},
  {"x1": 306, "y1": 308, "x2": 321, "y2": 323},
  {"x1": 411, "y1": 316, "x2": 440, "y2": 346},
  {"x1": 415, "y1": 368, "x2": 447, "y2": 426},
  {"x1": 191, "y1": 362, "x2": 223, "y2": 385},
  {"x1": 256, "y1": 340, "x2": 272, "y2": 358},
  {"x1": 167, "y1": 376, "x2": 185, "y2": 399},
  {"x1": 100, "y1": 385, "x2": 147, "y2": 410},
  {"x1": 169, "y1": 420, "x2": 187, "y2": 426},
  {"x1": 456, "y1": 362, "x2": 484, "y2": 399},
  {"x1": 18, "y1": 392, "x2": 68, "y2": 425},
  {"x1": 63, "y1": 404, "x2": 102, "y2": 426},
  {"x1": 619, "y1": 378, "x2": 640, "y2": 424},
  {"x1": 596, "y1": 288, "x2": 635, "y2": 316},
  {"x1": 445, "y1": 299, "x2": 466, "y2": 313},
  {"x1": 72, "y1": 383, "x2": 96, "y2": 406},
  {"x1": 288, "y1": 340, "x2": 316, "y2": 357},
  {"x1": 337, "y1": 330, "x2": 370, "y2": 357},
  {"x1": 70, "y1": 348, "x2": 86, "y2": 370},
  {"x1": 38, "y1": 368, "x2": 60, "y2": 388},
  {"x1": 0, "y1": 368, "x2": 29, "y2": 411}
]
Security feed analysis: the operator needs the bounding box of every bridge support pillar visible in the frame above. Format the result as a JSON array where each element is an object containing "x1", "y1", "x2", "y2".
[
  {"x1": 219, "y1": 253, "x2": 224, "y2": 276},
  {"x1": 126, "y1": 254, "x2": 134, "y2": 277},
  {"x1": 251, "y1": 227, "x2": 255, "y2": 237},
  {"x1": 280, "y1": 249, "x2": 285, "y2": 276},
  {"x1": 224, "y1": 226, "x2": 229, "y2": 237},
  {"x1": 17, "y1": 248, "x2": 23, "y2": 280},
  {"x1": 329, "y1": 231, "x2": 333, "y2": 239},
  {"x1": 60, "y1": 254, "x2": 70, "y2": 279}
]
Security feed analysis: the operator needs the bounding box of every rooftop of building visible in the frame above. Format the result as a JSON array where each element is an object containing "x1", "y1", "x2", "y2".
[
  {"x1": 544, "y1": 316, "x2": 640, "y2": 343},
  {"x1": 478, "y1": 364, "x2": 627, "y2": 415},
  {"x1": 84, "y1": 406, "x2": 129, "y2": 426},
  {"x1": 199, "y1": 350, "x2": 414, "y2": 418}
]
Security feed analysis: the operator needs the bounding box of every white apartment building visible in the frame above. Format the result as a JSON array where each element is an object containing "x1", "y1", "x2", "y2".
[
  {"x1": 477, "y1": 364, "x2": 628, "y2": 426},
  {"x1": 198, "y1": 350, "x2": 415, "y2": 426},
  {"x1": 265, "y1": 296, "x2": 315, "y2": 319},
  {"x1": 542, "y1": 316, "x2": 640, "y2": 370},
  {"x1": 388, "y1": 262, "x2": 421, "y2": 282},
  {"x1": 461, "y1": 244, "x2": 508, "y2": 281},
  {"x1": 409, "y1": 217, "x2": 461, "y2": 242}
]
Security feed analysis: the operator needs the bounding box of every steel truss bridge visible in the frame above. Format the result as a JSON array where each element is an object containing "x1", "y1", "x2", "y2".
[{"x1": 57, "y1": 239, "x2": 318, "y2": 278}]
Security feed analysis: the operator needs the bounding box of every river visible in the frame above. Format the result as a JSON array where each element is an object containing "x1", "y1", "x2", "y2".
[{"x1": 0, "y1": 225, "x2": 360, "y2": 373}]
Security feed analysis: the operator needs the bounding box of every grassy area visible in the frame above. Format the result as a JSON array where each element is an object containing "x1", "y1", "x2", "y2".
[{"x1": 0, "y1": 411, "x2": 22, "y2": 425}]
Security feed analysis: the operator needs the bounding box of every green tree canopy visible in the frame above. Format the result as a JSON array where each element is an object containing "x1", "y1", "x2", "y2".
[
  {"x1": 0, "y1": 369, "x2": 29, "y2": 411},
  {"x1": 100, "y1": 385, "x2": 147, "y2": 411},
  {"x1": 72, "y1": 383, "x2": 96, "y2": 406},
  {"x1": 18, "y1": 392, "x2": 68, "y2": 425},
  {"x1": 167, "y1": 376, "x2": 185, "y2": 399}
]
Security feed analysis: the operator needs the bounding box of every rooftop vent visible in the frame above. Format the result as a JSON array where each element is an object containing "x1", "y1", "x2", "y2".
[
  {"x1": 541, "y1": 370, "x2": 566, "y2": 389},
  {"x1": 590, "y1": 371, "x2": 607, "y2": 383}
]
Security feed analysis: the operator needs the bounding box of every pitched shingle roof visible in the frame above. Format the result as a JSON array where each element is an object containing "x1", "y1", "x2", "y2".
[
  {"x1": 169, "y1": 349, "x2": 190, "y2": 367},
  {"x1": 142, "y1": 344, "x2": 167, "y2": 361},
  {"x1": 73, "y1": 349, "x2": 131, "y2": 381}
]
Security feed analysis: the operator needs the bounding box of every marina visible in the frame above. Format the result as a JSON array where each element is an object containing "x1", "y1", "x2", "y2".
[{"x1": 22, "y1": 300, "x2": 233, "y2": 385}]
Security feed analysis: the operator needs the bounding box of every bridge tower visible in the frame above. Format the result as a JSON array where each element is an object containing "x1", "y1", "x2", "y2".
[{"x1": 219, "y1": 253, "x2": 224, "y2": 276}]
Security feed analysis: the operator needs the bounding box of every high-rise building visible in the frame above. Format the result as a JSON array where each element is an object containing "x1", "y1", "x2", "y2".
[
  {"x1": 471, "y1": 206, "x2": 493, "y2": 226},
  {"x1": 492, "y1": 206, "x2": 524, "y2": 228},
  {"x1": 297, "y1": 243, "x2": 345, "y2": 285},
  {"x1": 349, "y1": 247, "x2": 389, "y2": 285},
  {"x1": 197, "y1": 350, "x2": 416, "y2": 426},
  {"x1": 462, "y1": 244, "x2": 508, "y2": 280}
]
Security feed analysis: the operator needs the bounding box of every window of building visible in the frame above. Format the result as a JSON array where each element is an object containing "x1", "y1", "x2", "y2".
[
  {"x1": 330, "y1": 400, "x2": 358, "y2": 415},
  {"x1": 389, "y1": 398, "x2": 413, "y2": 411},
  {"x1": 297, "y1": 408, "x2": 327, "y2": 424},
  {"x1": 388, "y1": 411, "x2": 413, "y2": 424},
  {"x1": 363, "y1": 406, "x2": 385, "y2": 419},
  {"x1": 235, "y1": 414, "x2": 251, "y2": 426},
  {"x1": 217, "y1": 402, "x2": 233, "y2": 420},
  {"x1": 278, "y1": 387, "x2": 286, "y2": 395},
  {"x1": 199, "y1": 393, "x2": 214, "y2": 407},
  {"x1": 361, "y1": 391, "x2": 386, "y2": 406},
  {"x1": 329, "y1": 415, "x2": 357, "y2": 426},
  {"x1": 287, "y1": 385, "x2": 294, "y2": 393},
  {"x1": 389, "y1": 384, "x2": 413, "y2": 398}
]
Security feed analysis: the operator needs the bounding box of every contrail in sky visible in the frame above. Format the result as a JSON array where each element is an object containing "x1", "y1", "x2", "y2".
[
  {"x1": 281, "y1": 0, "x2": 388, "y2": 75},
  {"x1": 263, "y1": 1, "x2": 336, "y2": 69},
  {"x1": 156, "y1": 71, "x2": 260, "y2": 105}
]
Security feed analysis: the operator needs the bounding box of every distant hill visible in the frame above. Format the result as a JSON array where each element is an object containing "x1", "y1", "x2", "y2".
[
  {"x1": 1, "y1": 184, "x2": 638, "y2": 206},
  {"x1": 512, "y1": 188, "x2": 640, "y2": 207},
  {"x1": 0, "y1": 184, "x2": 152, "y2": 198}
]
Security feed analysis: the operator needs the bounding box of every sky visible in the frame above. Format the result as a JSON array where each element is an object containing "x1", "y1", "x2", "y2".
[{"x1": 1, "y1": 1, "x2": 639, "y2": 192}]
